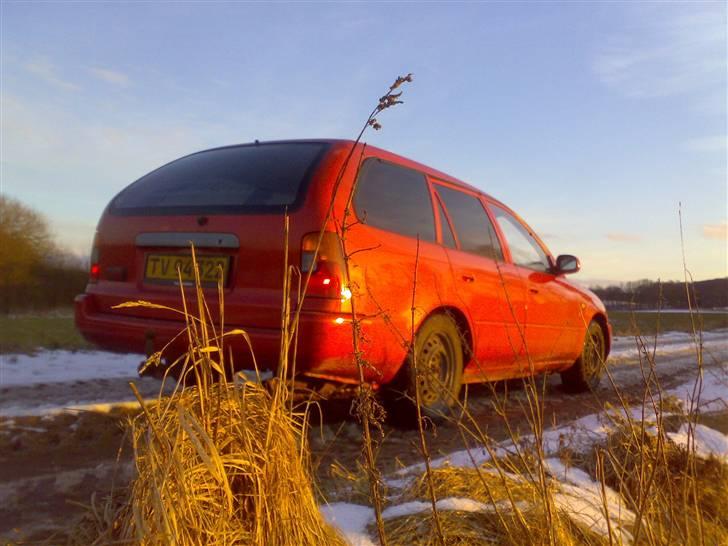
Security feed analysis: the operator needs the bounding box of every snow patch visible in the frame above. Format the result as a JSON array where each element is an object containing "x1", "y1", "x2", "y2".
[
  {"x1": 0, "y1": 351, "x2": 144, "y2": 386},
  {"x1": 666, "y1": 365, "x2": 728, "y2": 413},
  {"x1": 383, "y1": 476, "x2": 412, "y2": 490},
  {"x1": 320, "y1": 497, "x2": 529, "y2": 545},
  {"x1": 320, "y1": 503, "x2": 375, "y2": 546},
  {"x1": 1, "y1": 400, "x2": 142, "y2": 418},
  {"x1": 609, "y1": 330, "x2": 727, "y2": 361},
  {"x1": 545, "y1": 458, "x2": 635, "y2": 543},
  {"x1": 667, "y1": 424, "x2": 728, "y2": 462}
]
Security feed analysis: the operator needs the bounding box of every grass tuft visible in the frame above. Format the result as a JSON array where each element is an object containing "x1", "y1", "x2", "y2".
[{"x1": 70, "y1": 244, "x2": 346, "y2": 546}]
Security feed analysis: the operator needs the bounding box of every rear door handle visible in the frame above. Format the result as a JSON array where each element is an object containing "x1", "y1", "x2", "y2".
[
  {"x1": 529, "y1": 287, "x2": 539, "y2": 294},
  {"x1": 462, "y1": 274, "x2": 476, "y2": 283}
]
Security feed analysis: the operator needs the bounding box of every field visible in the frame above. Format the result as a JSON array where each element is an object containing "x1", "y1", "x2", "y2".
[
  {"x1": 0, "y1": 311, "x2": 91, "y2": 354},
  {"x1": 609, "y1": 310, "x2": 728, "y2": 336}
]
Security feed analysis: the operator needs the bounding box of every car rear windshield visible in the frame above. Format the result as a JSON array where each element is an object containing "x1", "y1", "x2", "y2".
[{"x1": 110, "y1": 142, "x2": 328, "y2": 215}]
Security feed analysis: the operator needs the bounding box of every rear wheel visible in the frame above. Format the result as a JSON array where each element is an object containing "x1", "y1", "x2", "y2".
[
  {"x1": 386, "y1": 314, "x2": 464, "y2": 420},
  {"x1": 561, "y1": 321, "x2": 606, "y2": 393}
]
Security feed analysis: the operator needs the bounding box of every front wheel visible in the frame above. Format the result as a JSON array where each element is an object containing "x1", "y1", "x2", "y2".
[
  {"x1": 386, "y1": 314, "x2": 464, "y2": 420},
  {"x1": 561, "y1": 321, "x2": 606, "y2": 393}
]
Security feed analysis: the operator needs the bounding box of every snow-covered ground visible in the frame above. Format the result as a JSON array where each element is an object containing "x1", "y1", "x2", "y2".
[
  {"x1": 609, "y1": 328, "x2": 728, "y2": 361},
  {"x1": 0, "y1": 351, "x2": 144, "y2": 387},
  {"x1": 0, "y1": 329, "x2": 726, "y2": 417},
  {"x1": 0, "y1": 351, "x2": 160, "y2": 417}
]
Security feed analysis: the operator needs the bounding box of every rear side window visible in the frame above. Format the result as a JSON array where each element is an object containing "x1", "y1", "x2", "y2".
[
  {"x1": 110, "y1": 142, "x2": 328, "y2": 215},
  {"x1": 436, "y1": 185, "x2": 503, "y2": 261},
  {"x1": 490, "y1": 204, "x2": 550, "y2": 272},
  {"x1": 354, "y1": 159, "x2": 435, "y2": 242}
]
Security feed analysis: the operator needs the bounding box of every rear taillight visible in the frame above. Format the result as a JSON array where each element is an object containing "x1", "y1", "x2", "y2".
[
  {"x1": 89, "y1": 246, "x2": 100, "y2": 283},
  {"x1": 301, "y1": 231, "x2": 350, "y2": 303},
  {"x1": 308, "y1": 260, "x2": 342, "y2": 298}
]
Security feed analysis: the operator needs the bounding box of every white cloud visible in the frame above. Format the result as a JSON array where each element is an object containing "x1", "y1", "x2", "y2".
[
  {"x1": 23, "y1": 58, "x2": 80, "y2": 91},
  {"x1": 606, "y1": 233, "x2": 641, "y2": 243},
  {"x1": 703, "y1": 221, "x2": 728, "y2": 241},
  {"x1": 90, "y1": 67, "x2": 130, "y2": 86},
  {"x1": 593, "y1": 5, "x2": 726, "y2": 104},
  {"x1": 684, "y1": 135, "x2": 728, "y2": 153}
]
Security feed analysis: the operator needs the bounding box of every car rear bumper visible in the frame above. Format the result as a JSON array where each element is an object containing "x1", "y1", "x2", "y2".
[{"x1": 74, "y1": 293, "x2": 378, "y2": 383}]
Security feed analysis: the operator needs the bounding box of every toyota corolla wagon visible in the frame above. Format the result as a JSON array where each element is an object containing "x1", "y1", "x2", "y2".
[{"x1": 75, "y1": 139, "x2": 611, "y2": 409}]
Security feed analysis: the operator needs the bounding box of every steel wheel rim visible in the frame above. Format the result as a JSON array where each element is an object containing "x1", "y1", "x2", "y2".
[{"x1": 417, "y1": 332, "x2": 456, "y2": 406}]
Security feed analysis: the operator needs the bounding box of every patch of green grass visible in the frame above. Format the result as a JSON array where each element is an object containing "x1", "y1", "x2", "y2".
[
  {"x1": 0, "y1": 313, "x2": 92, "y2": 354},
  {"x1": 609, "y1": 311, "x2": 728, "y2": 337}
]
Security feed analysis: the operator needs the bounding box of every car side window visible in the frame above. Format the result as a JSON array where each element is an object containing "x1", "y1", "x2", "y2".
[
  {"x1": 354, "y1": 159, "x2": 435, "y2": 242},
  {"x1": 436, "y1": 185, "x2": 503, "y2": 261},
  {"x1": 490, "y1": 204, "x2": 551, "y2": 272},
  {"x1": 435, "y1": 196, "x2": 457, "y2": 248}
]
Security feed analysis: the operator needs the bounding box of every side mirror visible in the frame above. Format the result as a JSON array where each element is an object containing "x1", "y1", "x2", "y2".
[{"x1": 555, "y1": 254, "x2": 580, "y2": 275}]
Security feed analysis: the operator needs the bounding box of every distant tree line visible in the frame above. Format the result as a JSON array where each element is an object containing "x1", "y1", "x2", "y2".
[
  {"x1": 591, "y1": 278, "x2": 728, "y2": 310},
  {"x1": 0, "y1": 195, "x2": 88, "y2": 314}
]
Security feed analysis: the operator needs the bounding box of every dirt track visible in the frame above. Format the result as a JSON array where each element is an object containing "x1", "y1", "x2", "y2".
[{"x1": 1, "y1": 332, "x2": 726, "y2": 543}]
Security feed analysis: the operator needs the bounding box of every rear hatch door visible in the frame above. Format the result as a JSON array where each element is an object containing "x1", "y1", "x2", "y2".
[{"x1": 89, "y1": 141, "x2": 331, "y2": 330}]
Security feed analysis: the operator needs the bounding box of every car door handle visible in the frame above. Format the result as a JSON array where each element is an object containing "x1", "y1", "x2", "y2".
[
  {"x1": 462, "y1": 274, "x2": 476, "y2": 283},
  {"x1": 529, "y1": 287, "x2": 539, "y2": 294}
]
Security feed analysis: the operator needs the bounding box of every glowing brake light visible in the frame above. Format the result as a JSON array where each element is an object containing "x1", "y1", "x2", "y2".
[
  {"x1": 89, "y1": 247, "x2": 100, "y2": 283},
  {"x1": 301, "y1": 231, "x2": 346, "y2": 300}
]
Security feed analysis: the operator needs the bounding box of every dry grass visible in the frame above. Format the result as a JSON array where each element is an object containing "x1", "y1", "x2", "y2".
[
  {"x1": 378, "y1": 467, "x2": 609, "y2": 546},
  {"x1": 402, "y1": 466, "x2": 531, "y2": 504},
  {"x1": 73, "y1": 382, "x2": 345, "y2": 546},
  {"x1": 592, "y1": 422, "x2": 728, "y2": 545},
  {"x1": 379, "y1": 507, "x2": 606, "y2": 546},
  {"x1": 70, "y1": 244, "x2": 346, "y2": 546}
]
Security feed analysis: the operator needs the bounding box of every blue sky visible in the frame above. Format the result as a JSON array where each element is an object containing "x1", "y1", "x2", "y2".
[{"x1": 1, "y1": 2, "x2": 726, "y2": 283}]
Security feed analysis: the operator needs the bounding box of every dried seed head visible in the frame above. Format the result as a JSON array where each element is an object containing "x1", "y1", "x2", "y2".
[
  {"x1": 377, "y1": 94, "x2": 405, "y2": 112},
  {"x1": 389, "y1": 73, "x2": 414, "y2": 91}
]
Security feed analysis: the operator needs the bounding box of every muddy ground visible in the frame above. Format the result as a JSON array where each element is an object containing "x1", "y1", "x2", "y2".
[{"x1": 1, "y1": 334, "x2": 726, "y2": 544}]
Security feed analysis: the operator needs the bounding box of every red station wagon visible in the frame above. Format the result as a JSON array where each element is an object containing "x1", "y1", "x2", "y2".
[{"x1": 75, "y1": 140, "x2": 611, "y2": 410}]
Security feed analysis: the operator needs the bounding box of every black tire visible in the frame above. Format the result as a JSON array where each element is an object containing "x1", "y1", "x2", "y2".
[
  {"x1": 561, "y1": 321, "x2": 606, "y2": 393},
  {"x1": 386, "y1": 314, "x2": 464, "y2": 421}
]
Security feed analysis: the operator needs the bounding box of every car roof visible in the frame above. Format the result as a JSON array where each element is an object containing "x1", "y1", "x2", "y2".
[{"x1": 194, "y1": 138, "x2": 507, "y2": 209}]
